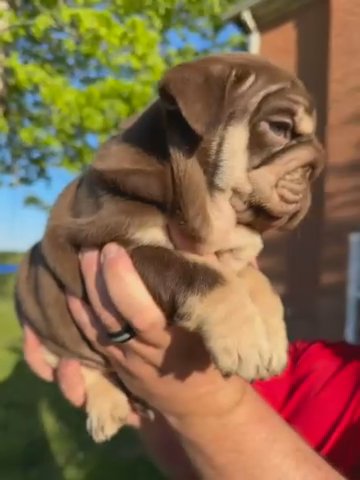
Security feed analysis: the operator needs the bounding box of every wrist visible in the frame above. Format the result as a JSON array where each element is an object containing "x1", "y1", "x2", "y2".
[
  {"x1": 165, "y1": 376, "x2": 249, "y2": 430},
  {"x1": 163, "y1": 382, "x2": 253, "y2": 480}
]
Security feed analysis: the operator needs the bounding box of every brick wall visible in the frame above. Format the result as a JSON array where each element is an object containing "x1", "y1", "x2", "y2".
[{"x1": 258, "y1": 0, "x2": 360, "y2": 341}]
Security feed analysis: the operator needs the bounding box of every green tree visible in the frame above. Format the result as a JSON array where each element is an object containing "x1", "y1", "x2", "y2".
[{"x1": 0, "y1": 0, "x2": 245, "y2": 187}]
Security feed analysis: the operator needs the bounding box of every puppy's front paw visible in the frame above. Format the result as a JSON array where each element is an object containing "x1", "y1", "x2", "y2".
[
  {"x1": 83, "y1": 368, "x2": 130, "y2": 443},
  {"x1": 202, "y1": 306, "x2": 274, "y2": 381},
  {"x1": 181, "y1": 278, "x2": 287, "y2": 381},
  {"x1": 205, "y1": 311, "x2": 287, "y2": 381}
]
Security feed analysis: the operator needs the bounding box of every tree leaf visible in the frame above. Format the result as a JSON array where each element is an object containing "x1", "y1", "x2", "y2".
[{"x1": 1, "y1": 0, "x2": 247, "y2": 188}]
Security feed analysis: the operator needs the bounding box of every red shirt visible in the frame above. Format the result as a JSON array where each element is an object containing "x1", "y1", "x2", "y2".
[{"x1": 254, "y1": 341, "x2": 360, "y2": 479}]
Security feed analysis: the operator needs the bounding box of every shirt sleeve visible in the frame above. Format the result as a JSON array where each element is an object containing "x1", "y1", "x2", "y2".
[{"x1": 253, "y1": 341, "x2": 360, "y2": 480}]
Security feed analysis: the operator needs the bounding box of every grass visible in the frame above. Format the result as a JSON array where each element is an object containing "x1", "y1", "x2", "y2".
[{"x1": 0, "y1": 275, "x2": 164, "y2": 480}]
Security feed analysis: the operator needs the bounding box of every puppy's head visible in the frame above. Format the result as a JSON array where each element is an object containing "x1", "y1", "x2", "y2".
[{"x1": 158, "y1": 53, "x2": 325, "y2": 234}]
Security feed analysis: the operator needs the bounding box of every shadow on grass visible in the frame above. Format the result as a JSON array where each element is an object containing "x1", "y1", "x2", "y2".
[{"x1": 0, "y1": 345, "x2": 163, "y2": 480}]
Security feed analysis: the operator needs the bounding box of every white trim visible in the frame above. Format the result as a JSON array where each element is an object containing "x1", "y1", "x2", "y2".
[
  {"x1": 344, "y1": 232, "x2": 360, "y2": 343},
  {"x1": 240, "y1": 9, "x2": 261, "y2": 54}
]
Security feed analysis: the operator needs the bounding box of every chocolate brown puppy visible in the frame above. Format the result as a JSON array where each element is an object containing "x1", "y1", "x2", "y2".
[{"x1": 15, "y1": 53, "x2": 324, "y2": 442}]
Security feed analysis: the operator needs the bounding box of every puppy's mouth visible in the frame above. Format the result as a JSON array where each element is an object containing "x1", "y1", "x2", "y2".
[
  {"x1": 230, "y1": 140, "x2": 323, "y2": 231},
  {"x1": 230, "y1": 193, "x2": 294, "y2": 232}
]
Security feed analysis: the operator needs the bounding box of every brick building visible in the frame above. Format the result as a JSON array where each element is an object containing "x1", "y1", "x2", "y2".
[{"x1": 225, "y1": 0, "x2": 360, "y2": 341}]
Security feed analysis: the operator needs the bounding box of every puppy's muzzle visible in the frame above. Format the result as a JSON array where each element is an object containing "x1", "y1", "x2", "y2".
[{"x1": 231, "y1": 140, "x2": 324, "y2": 229}]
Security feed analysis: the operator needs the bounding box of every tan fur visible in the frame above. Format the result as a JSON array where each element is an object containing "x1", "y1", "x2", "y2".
[
  {"x1": 82, "y1": 368, "x2": 130, "y2": 443},
  {"x1": 295, "y1": 106, "x2": 315, "y2": 135},
  {"x1": 216, "y1": 123, "x2": 252, "y2": 194},
  {"x1": 42, "y1": 347, "x2": 59, "y2": 369},
  {"x1": 179, "y1": 263, "x2": 286, "y2": 380},
  {"x1": 238, "y1": 267, "x2": 287, "y2": 376},
  {"x1": 130, "y1": 223, "x2": 172, "y2": 248},
  {"x1": 42, "y1": 347, "x2": 129, "y2": 442},
  {"x1": 216, "y1": 225, "x2": 263, "y2": 272},
  {"x1": 247, "y1": 142, "x2": 323, "y2": 223}
]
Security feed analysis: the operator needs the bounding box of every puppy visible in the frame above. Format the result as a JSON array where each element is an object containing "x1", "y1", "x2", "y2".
[{"x1": 15, "y1": 53, "x2": 324, "y2": 442}]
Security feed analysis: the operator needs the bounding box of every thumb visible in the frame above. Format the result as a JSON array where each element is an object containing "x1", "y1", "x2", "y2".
[
  {"x1": 100, "y1": 243, "x2": 167, "y2": 337},
  {"x1": 23, "y1": 324, "x2": 54, "y2": 382}
]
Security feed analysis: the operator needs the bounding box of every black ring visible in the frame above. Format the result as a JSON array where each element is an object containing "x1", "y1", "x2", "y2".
[{"x1": 107, "y1": 324, "x2": 136, "y2": 344}]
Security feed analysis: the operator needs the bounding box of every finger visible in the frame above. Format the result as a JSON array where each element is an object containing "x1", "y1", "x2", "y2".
[
  {"x1": 66, "y1": 295, "x2": 108, "y2": 351},
  {"x1": 23, "y1": 324, "x2": 54, "y2": 382},
  {"x1": 56, "y1": 358, "x2": 86, "y2": 407},
  {"x1": 66, "y1": 295, "x2": 137, "y2": 395},
  {"x1": 115, "y1": 335, "x2": 171, "y2": 370},
  {"x1": 100, "y1": 244, "x2": 168, "y2": 345},
  {"x1": 79, "y1": 249, "x2": 123, "y2": 334},
  {"x1": 126, "y1": 410, "x2": 141, "y2": 429},
  {"x1": 67, "y1": 293, "x2": 156, "y2": 373}
]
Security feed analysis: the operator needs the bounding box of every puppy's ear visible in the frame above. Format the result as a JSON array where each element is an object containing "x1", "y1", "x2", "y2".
[{"x1": 158, "y1": 60, "x2": 254, "y2": 136}]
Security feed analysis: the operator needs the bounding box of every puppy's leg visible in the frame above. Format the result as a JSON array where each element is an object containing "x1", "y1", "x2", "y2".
[
  {"x1": 216, "y1": 225, "x2": 263, "y2": 273},
  {"x1": 37, "y1": 347, "x2": 129, "y2": 442},
  {"x1": 238, "y1": 266, "x2": 288, "y2": 376},
  {"x1": 42, "y1": 205, "x2": 169, "y2": 297},
  {"x1": 179, "y1": 269, "x2": 283, "y2": 380},
  {"x1": 129, "y1": 246, "x2": 288, "y2": 381},
  {"x1": 42, "y1": 347, "x2": 60, "y2": 368},
  {"x1": 82, "y1": 367, "x2": 130, "y2": 443},
  {"x1": 41, "y1": 226, "x2": 83, "y2": 297}
]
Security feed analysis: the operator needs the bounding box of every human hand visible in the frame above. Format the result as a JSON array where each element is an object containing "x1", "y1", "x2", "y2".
[{"x1": 64, "y1": 243, "x2": 246, "y2": 420}]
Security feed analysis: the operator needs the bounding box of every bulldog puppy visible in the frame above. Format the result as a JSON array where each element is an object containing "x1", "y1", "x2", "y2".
[{"x1": 15, "y1": 53, "x2": 324, "y2": 442}]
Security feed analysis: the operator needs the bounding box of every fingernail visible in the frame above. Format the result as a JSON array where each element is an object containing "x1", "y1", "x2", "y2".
[{"x1": 101, "y1": 243, "x2": 124, "y2": 263}]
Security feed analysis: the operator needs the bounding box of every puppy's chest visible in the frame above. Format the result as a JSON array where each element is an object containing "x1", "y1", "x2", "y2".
[
  {"x1": 129, "y1": 192, "x2": 262, "y2": 269},
  {"x1": 207, "y1": 193, "x2": 260, "y2": 245},
  {"x1": 84, "y1": 180, "x2": 260, "y2": 269}
]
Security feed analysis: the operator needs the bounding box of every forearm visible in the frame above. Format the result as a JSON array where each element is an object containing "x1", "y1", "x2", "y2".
[
  {"x1": 167, "y1": 381, "x2": 345, "y2": 480},
  {"x1": 138, "y1": 412, "x2": 199, "y2": 480}
]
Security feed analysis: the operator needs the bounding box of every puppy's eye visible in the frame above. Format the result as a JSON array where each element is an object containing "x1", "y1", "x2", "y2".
[{"x1": 267, "y1": 120, "x2": 293, "y2": 140}]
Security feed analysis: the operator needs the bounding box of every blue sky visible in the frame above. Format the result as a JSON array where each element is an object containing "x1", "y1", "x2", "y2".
[
  {"x1": 0, "y1": 23, "x2": 241, "y2": 252},
  {"x1": 0, "y1": 168, "x2": 74, "y2": 251}
]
